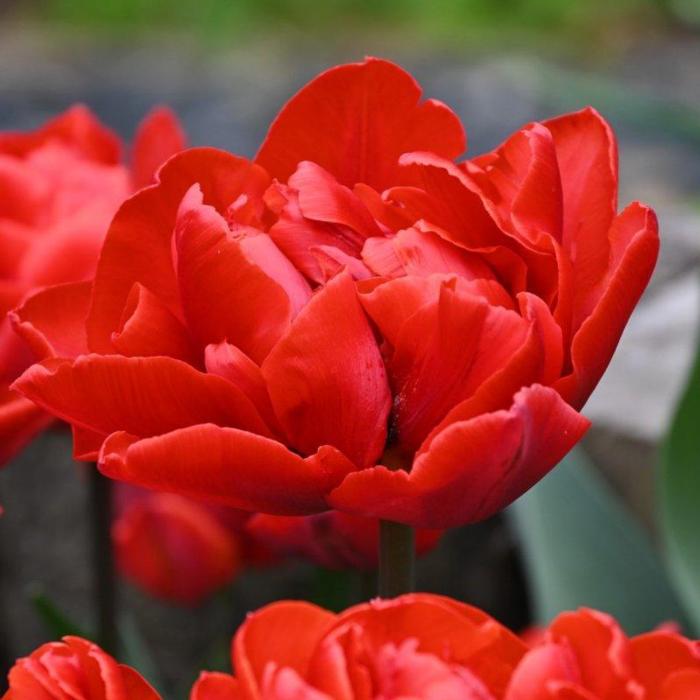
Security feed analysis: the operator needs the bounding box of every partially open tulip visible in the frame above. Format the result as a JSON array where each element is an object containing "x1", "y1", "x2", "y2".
[
  {"x1": 12, "y1": 58, "x2": 658, "y2": 528},
  {"x1": 0, "y1": 105, "x2": 185, "y2": 466},
  {"x1": 2, "y1": 635, "x2": 160, "y2": 700},
  {"x1": 190, "y1": 595, "x2": 700, "y2": 700}
]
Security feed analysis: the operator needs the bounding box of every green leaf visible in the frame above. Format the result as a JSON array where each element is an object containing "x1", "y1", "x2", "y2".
[
  {"x1": 30, "y1": 590, "x2": 88, "y2": 640},
  {"x1": 510, "y1": 447, "x2": 687, "y2": 634},
  {"x1": 660, "y1": 325, "x2": 700, "y2": 633},
  {"x1": 118, "y1": 614, "x2": 163, "y2": 694}
]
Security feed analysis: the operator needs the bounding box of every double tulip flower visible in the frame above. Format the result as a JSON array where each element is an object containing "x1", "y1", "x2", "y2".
[
  {"x1": 10, "y1": 58, "x2": 658, "y2": 529},
  {"x1": 0, "y1": 104, "x2": 185, "y2": 463},
  {"x1": 5, "y1": 595, "x2": 699, "y2": 699}
]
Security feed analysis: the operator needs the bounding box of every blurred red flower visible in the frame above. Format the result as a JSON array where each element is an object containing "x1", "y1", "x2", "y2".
[
  {"x1": 247, "y1": 512, "x2": 441, "y2": 570},
  {"x1": 2, "y1": 635, "x2": 160, "y2": 700},
  {"x1": 0, "y1": 105, "x2": 185, "y2": 465},
  {"x1": 113, "y1": 484, "x2": 441, "y2": 603},
  {"x1": 112, "y1": 486, "x2": 245, "y2": 605},
  {"x1": 191, "y1": 595, "x2": 700, "y2": 700},
  {"x1": 12, "y1": 58, "x2": 658, "y2": 528}
]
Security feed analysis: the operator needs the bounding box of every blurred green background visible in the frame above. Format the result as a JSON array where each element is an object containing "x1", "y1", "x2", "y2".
[{"x1": 6, "y1": 0, "x2": 700, "y2": 46}]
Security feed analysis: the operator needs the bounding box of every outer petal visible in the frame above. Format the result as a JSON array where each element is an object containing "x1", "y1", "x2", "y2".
[
  {"x1": 555, "y1": 203, "x2": 659, "y2": 409},
  {"x1": 131, "y1": 106, "x2": 187, "y2": 190},
  {"x1": 660, "y1": 669, "x2": 700, "y2": 700},
  {"x1": 87, "y1": 148, "x2": 270, "y2": 352},
  {"x1": 12, "y1": 354, "x2": 271, "y2": 441},
  {"x1": 544, "y1": 108, "x2": 618, "y2": 313},
  {"x1": 262, "y1": 272, "x2": 391, "y2": 468},
  {"x1": 9, "y1": 281, "x2": 92, "y2": 361},
  {"x1": 190, "y1": 672, "x2": 241, "y2": 700},
  {"x1": 329, "y1": 385, "x2": 589, "y2": 528},
  {"x1": 256, "y1": 58, "x2": 465, "y2": 190},
  {"x1": 630, "y1": 632, "x2": 700, "y2": 698},
  {"x1": 99, "y1": 426, "x2": 356, "y2": 514},
  {"x1": 548, "y1": 609, "x2": 637, "y2": 699},
  {"x1": 233, "y1": 601, "x2": 336, "y2": 700},
  {"x1": 120, "y1": 665, "x2": 163, "y2": 700}
]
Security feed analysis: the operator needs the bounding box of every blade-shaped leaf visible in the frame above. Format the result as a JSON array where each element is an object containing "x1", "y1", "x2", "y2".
[
  {"x1": 31, "y1": 590, "x2": 88, "y2": 639},
  {"x1": 660, "y1": 324, "x2": 700, "y2": 632},
  {"x1": 510, "y1": 447, "x2": 688, "y2": 634}
]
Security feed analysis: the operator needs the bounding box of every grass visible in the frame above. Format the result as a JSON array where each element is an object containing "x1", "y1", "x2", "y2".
[{"x1": 21, "y1": 0, "x2": 667, "y2": 48}]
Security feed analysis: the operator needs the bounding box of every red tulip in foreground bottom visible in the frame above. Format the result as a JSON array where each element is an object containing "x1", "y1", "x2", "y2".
[
  {"x1": 192, "y1": 594, "x2": 700, "y2": 700},
  {"x1": 2, "y1": 636, "x2": 159, "y2": 700}
]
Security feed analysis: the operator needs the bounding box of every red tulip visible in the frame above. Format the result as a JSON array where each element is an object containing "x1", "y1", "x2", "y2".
[
  {"x1": 12, "y1": 58, "x2": 658, "y2": 528},
  {"x1": 112, "y1": 486, "x2": 244, "y2": 605},
  {"x1": 190, "y1": 596, "x2": 700, "y2": 700},
  {"x1": 508, "y1": 608, "x2": 700, "y2": 700},
  {"x1": 190, "y1": 593, "x2": 526, "y2": 700},
  {"x1": 0, "y1": 104, "x2": 186, "y2": 466},
  {"x1": 246, "y1": 511, "x2": 441, "y2": 570},
  {"x1": 2, "y1": 635, "x2": 160, "y2": 700}
]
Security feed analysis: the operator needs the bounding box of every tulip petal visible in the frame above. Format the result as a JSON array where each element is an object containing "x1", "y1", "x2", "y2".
[
  {"x1": 544, "y1": 107, "x2": 618, "y2": 315},
  {"x1": 263, "y1": 272, "x2": 391, "y2": 468},
  {"x1": 555, "y1": 203, "x2": 659, "y2": 408},
  {"x1": 176, "y1": 187, "x2": 304, "y2": 363},
  {"x1": 0, "y1": 386, "x2": 52, "y2": 466},
  {"x1": 290, "y1": 161, "x2": 382, "y2": 239},
  {"x1": 111, "y1": 282, "x2": 198, "y2": 363},
  {"x1": 113, "y1": 492, "x2": 240, "y2": 604},
  {"x1": 393, "y1": 153, "x2": 503, "y2": 249},
  {"x1": 205, "y1": 342, "x2": 279, "y2": 431},
  {"x1": 470, "y1": 123, "x2": 563, "y2": 248},
  {"x1": 120, "y1": 666, "x2": 163, "y2": 700},
  {"x1": 317, "y1": 595, "x2": 525, "y2": 698},
  {"x1": 504, "y1": 643, "x2": 581, "y2": 700},
  {"x1": 131, "y1": 106, "x2": 187, "y2": 190},
  {"x1": 329, "y1": 385, "x2": 589, "y2": 528},
  {"x1": 10, "y1": 282, "x2": 91, "y2": 363},
  {"x1": 417, "y1": 292, "x2": 563, "y2": 453},
  {"x1": 234, "y1": 601, "x2": 335, "y2": 697},
  {"x1": 367, "y1": 277, "x2": 530, "y2": 452},
  {"x1": 191, "y1": 672, "x2": 241, "y2": 700},
  {"x1": 548, "y1": 609, "x2": 635, "y2": 698},
  {"x1": 13, "y1": 354, "x2": 271, "y2": 441},
  {"x1": 0, "y1": 104, "x2": 121, "y2": 163},
  {"x1": 630, "y1": 631, "x2": 700, "y2": 699},
  {"x1": 87, "y1": 148, "x2": 270, "y2": 352},
  {"x1": 99, "y1": 426, "x2": 356, "y2": 514},
  {"x1": 256, "y1": 57, "x2": 465, "y2": 190}
]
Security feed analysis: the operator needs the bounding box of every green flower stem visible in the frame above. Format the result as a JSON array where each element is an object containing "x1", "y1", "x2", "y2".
[
  {"x1": 89, "y1": 466, "x2": 118, "y2": 654},
  {"x1": 378, "y1": 519, "x2": 415, "y2": 598}
]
